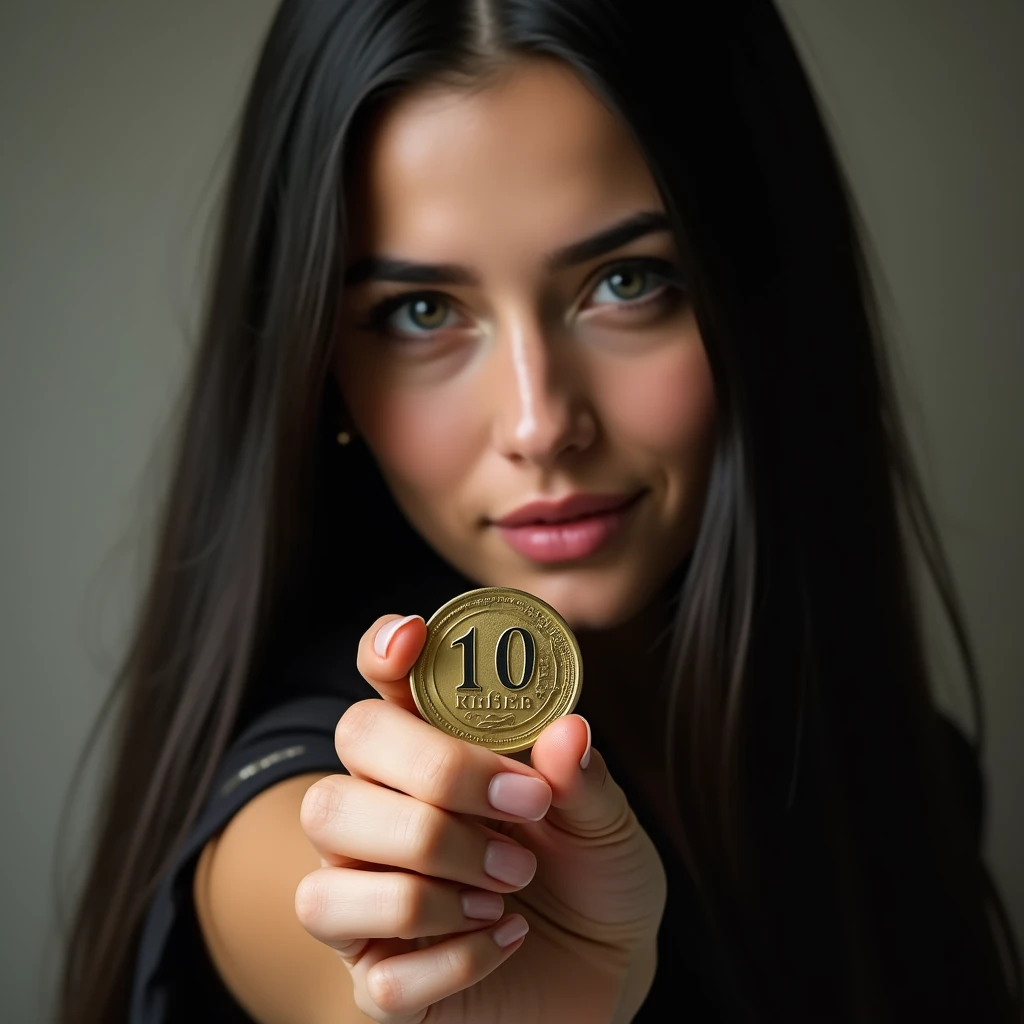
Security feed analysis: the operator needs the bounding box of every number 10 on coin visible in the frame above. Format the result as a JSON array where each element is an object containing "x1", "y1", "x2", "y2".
[{"x1": 409, "y1": 588, "x2": 583, "y2": 753}]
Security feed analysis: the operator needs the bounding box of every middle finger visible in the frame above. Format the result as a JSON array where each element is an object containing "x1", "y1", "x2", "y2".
[{"x1": 303, "y1": 774, "x2": 539, "y2": 892}]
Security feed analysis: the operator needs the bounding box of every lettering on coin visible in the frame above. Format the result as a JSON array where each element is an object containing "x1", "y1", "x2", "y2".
[{"x1": 409, "y1": 587, "x2": 583, "y2": 753}]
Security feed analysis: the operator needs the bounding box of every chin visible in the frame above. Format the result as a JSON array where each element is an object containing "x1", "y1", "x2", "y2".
[{"x1": 494, "y1": 566, "x2": 660, "y2": 633}]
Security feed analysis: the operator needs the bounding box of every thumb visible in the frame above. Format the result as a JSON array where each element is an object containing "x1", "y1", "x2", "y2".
[
  {"x1": 355, "y1": 613, "x2": 427, "y2": 715},
  {"x1": 529, "y1": 715, "x2": 627, "y2": 835}
]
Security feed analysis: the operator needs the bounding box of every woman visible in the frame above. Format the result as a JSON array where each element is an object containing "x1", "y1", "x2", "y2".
[{"x1": 56, "y1": 0, "x2": 1021, "y2": 1021}]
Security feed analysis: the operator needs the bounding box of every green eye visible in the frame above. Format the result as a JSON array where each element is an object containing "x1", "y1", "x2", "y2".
[
  {"x1": 607, "y1": 269, "x2": 649, "y2": 299},
  {"x1": 398, "y1": 297, "x2": 451, "y2": 331},
  {"x1": 591, "y1": 263, "x2": 672, "y2": 306},
  {"x1": 362, "y1": 290, "x2": 469, "y2": 343}
]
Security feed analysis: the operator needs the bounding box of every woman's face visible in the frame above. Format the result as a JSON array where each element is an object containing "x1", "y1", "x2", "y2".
[{"x1": 333, "y1": 60, "x2": 716, "y2": 630}]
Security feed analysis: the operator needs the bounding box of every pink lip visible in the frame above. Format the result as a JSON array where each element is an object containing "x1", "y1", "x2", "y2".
[
  {"x1": 494, "y1": 492, "x2": 641, "y2": 527},
  {"x1": 492, "y1": 491, "x2": 644, "y2": 564}
]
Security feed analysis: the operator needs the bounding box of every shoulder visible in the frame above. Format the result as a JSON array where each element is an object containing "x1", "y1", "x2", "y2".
[
  {"x1": 193, "y1": 769, "x2": 357, "y2": 1024},
  {"x1": 129, "y1": 691, "x2": 369, "y2": 1024}
]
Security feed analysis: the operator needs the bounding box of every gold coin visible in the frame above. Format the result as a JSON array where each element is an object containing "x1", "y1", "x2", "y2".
[{"x1": 409, "y1": 587, "x2": 583, "y2": 753}]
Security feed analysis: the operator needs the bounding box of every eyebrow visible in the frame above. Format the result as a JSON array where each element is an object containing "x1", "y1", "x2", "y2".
[{"x1": 342, "y1": 210, "x2": 672, "y2": 287}]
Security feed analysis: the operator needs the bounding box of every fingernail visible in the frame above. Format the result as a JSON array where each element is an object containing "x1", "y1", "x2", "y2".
[
  {"x1": 373, "y1": 614, "x2": 422, "y2": 658},
  {"x1": 484, "y1": 840, "x2": 537, "y2": 887},
  {"x1": 487, "y1": 773, "x2": 551, "y2": 820},
  {"x1": 460, "y1": 888, "x2": 504, "y2": 921},
  {"x1": 492, "y1": 915, "x2": 529, "y2": 948},
  {"x1": 579, "y1": 716, "x2": 592, "y2": 770}
]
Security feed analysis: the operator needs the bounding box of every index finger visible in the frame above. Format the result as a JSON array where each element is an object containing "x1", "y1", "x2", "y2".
[
  {"x1": 355, "y1": 612, "x2": 549, "y2": 811},
  {"x1": 357, "y1": 612, "x2": 531, "y2": 764},
  {"x1": 356, "y1": 613, "x2": 428, "y2": 714},
  {"x1": 336, "y1": 699, "x2": 552, "y2": 822},
  {"x1": 358, "y1": 610, "x2": 532, "y2": 765}
]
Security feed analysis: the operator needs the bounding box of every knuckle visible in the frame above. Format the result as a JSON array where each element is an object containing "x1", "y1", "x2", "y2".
[
  {"x1": 293, "y1": 872, "x2": 332, "y2": 930},
  {"x1": 334, "y1": 699, "x2": 382, "y2": 757},
  {"x1": 299, "y1": 776, "x2": 345, "y2": 837},
  {"x1": 412, "y1": 740, "x2": 465, "y2": 805},
  {"x1": 377, "y1": 873, "x2": 424, "y2": 938},
  {"x1": 353, "y1": 982, "x2": 387, "y2": 1020},
  {"x1": 395, "y1": 801, "x2": 446, "y2": 863},
  {"x1": 335, "y1": 696, "x2": 387, "y2": 761},
  {"x1": 437, "y1": 943, "x2": 474, "y2": 988},
  {"x1": 366, "y1": 959, "x2": 407, "y2": 1013}
]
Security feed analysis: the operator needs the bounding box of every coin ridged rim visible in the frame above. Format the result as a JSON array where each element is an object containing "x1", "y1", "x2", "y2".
[{"x1": 409, "y1": 586, "x2": 583, "y2": 753}]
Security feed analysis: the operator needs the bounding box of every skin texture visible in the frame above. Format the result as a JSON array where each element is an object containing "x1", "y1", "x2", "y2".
[
  {"x1": 195, "y1": 59, "x2": 715, "y2": 1024},
  {"x1": 333, "y1": 58, "x2": 716, "y2": 632}
]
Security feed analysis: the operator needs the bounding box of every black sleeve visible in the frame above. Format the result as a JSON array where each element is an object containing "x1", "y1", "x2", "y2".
[{"x1": 129, "y1": 692, "x2": 362, "y2": 1024}]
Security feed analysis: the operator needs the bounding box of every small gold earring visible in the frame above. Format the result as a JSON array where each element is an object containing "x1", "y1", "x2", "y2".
[{"x1": 336, "y1": 430, "x2": 352, "y2": 446}]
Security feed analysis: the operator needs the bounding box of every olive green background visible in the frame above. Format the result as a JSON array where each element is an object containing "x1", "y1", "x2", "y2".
[{"x1": 1, "y1": 1, "x2": 1021, "y2": 1019}]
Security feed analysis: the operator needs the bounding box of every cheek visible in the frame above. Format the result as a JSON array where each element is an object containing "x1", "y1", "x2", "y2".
[
  {"x1": 349, "y1": 377, "x2": 483, "y2": 500},
  {"x1": 595, "y1": 339, "x2": 717, "y2": 457}
]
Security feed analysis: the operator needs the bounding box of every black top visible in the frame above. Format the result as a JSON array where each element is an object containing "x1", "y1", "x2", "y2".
[{"x1": 128, "y1": 621, "x2": 984, "y2": 1024}]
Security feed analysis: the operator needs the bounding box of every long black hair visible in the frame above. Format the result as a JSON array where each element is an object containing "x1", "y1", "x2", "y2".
[{"x1": 57, "y1": 1, "x2": 1020, "y2": 1020}]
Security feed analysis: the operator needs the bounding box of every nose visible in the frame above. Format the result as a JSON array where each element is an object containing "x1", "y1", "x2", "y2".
[{"x1": 491, "y1": 314, "x2": 597, "y2": 467}]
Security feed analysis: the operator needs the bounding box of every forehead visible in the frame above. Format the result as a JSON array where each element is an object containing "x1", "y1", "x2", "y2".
[{"x1": 345, "y1": 60, "x2": 663, "y2": 262}]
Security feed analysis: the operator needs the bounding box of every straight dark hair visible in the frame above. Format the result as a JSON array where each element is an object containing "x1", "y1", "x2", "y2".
[{"x1": 56, "y1": 0, "x2": 1021, "y2": 1021}]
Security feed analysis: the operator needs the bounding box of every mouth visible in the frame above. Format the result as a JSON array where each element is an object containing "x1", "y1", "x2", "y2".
[{"x1": 490, "y1": 490, "x2": 646, "y2": 564}]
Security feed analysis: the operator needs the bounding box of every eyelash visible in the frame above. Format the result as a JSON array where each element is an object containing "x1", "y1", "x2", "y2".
[{"x1": 360, "y1": 257, "x2": 686, "y2": 340}]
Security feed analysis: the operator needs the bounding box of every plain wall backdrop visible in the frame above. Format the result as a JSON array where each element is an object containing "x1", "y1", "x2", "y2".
[{"x1": 1, "y1": 1, "x2": 1021, "y2": 1019}]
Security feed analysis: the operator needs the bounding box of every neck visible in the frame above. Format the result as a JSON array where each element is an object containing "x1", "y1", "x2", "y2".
[
  {"x1": 577, "y1": 605, "x2": 667, "y2": 691},
  {"x1": 573, "y1": 574, "x2": 681, "y2": 744}
]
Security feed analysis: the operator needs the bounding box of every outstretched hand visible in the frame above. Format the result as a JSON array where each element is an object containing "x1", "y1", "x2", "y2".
[{"x1": 295, "y1": 612, "x2": 666, "y2": 1023}]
